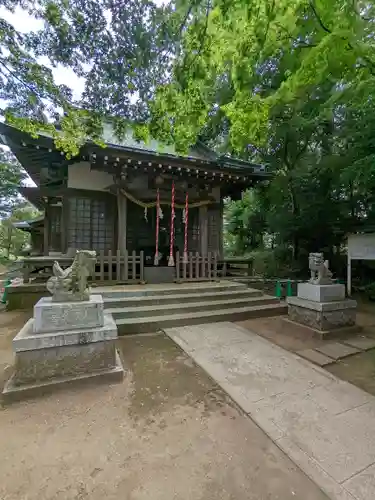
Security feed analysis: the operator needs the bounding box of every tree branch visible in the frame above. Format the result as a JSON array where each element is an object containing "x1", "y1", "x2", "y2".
[
  {"x1": 0, "y1": 59, "x2": 44, "y2": 101},
  {"x1": 309, "y1": 1, "x2": 331, "y2": 33},
  {"x1": 185, "y1": 0, "x2": 211, "y2": 71}
]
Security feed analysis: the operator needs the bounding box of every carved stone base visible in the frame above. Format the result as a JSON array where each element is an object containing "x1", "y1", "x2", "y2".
[
  {"x1": 2, "y1": 294, "x2": 124, "y2": 403},
  {"x1": 11, "y1": 315, "x2": 118, "y2": 385},
  {"x1": 281, "y1": 317, "x2": 362, "y2": 340},
  {"x1": 33, "y1": 295, "x2": 104, "y2": 333},
  {"x1": 2, "y1": 352, "x2": 124, "y2": 404},
  {"x1": 287, "y1": 296, "x2": 357, "y2": 331}
]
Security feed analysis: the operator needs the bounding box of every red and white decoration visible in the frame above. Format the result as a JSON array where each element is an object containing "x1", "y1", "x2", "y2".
[
  {"x1": 154, "y1": 188, "x2": 160, "y2": 266},
  {"x1": 168, "y1": 181, "x2": 175, "y2": 267},
  {"x1": 183, "y1": 192, "x2": 189, "y2": 263}
]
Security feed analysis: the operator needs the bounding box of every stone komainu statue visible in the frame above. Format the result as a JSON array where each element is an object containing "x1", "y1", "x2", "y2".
[
  {"x1": 46, "y1": 250, "x2": 97, "y2": 302},
  {"x1": 308, "y1": 252, "x2": 333, "y2": 285}
]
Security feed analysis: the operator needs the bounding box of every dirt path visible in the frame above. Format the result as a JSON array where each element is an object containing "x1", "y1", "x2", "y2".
[{"x1": 0, "y1": 312, "x2": 328, "y2": 500}]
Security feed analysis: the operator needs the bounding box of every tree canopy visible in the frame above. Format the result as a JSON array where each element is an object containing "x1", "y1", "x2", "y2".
[
  {"x1": 2, "y1": 0, "x2": 375, "y2": 274},
  {"x1": 148, "y1": 0, "x2": 375, "y2": 269}
]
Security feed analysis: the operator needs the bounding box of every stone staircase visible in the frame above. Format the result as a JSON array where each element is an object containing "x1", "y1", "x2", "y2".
[{"x1": 93, "y1": 281, "x2": 286, "y2": 335}]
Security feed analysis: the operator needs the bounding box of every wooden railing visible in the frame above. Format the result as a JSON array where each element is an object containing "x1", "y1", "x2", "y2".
[
  {"x1": 95, "y1": 250, "x2": 144, "y2": 283},
  {"x1": 175, "y1": 252, "x2": 218, "y2": 282},
  {"x1": 219, "y1": 258, "x2": 253, "y2": 278},
  {"x1": 21, "y1": 251, "x2": 145, "y2": 284}
]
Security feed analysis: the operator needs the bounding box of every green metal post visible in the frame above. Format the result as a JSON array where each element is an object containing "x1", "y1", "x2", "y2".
[{"x1": 1, "y1": 278, "x2": 11, "y2": 304}]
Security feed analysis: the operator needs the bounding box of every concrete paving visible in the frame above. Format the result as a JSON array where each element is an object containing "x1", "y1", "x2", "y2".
[
  {"x1": 343, "y1": 336, "x2": 375, "y2": 351},
  {"x1": 296, "y1": 348, "x2": 335, "y2": 366},
  {"x1": 165, "y1": 322, "x2": 375, "y2": 500},
  {"x1": 315, "y1": 342, "x2": 361, "y2": 360}
]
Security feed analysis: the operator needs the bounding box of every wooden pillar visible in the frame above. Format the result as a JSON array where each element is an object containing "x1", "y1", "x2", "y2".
[
  {"x1": 117, "y1": 190, "x2": 127, "y2": 253},
  {"x1": 347, "y1": 252, "x2": 352, "y2": 296},
  {"x1": 218, "y1": 199, "x2": 224, "y2": 258},
  {"x1": 61, "y1": 197, "x2": 66, "y2": 253},
  {"x1": 43, "y1": 198, "x2": 50, "y2": 256},
  {"x1": 199, "y1": 205, "x2": 208, "y2": 257}
]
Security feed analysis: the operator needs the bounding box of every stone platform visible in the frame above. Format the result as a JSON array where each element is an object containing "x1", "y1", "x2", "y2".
[
  {"x1": 286, "y1": 282, "x2": 359, "y2": 339},
  {"x1": 2, "y1": 352, "x2": 124, "y2": 404},
  {"x1": 2, "y1": 294, "x2": 124, "y2": 403}
]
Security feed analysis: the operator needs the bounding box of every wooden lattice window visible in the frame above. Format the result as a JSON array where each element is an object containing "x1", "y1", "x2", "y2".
[
  {"x1": 49, "y1": 205, "x2": 62, "y2": 251},
  {"x1": 188, "y1": 207, "x2": 200, "y2": 253},
  {"x1": 208, "y1": 207, "x2": 220, "y2": 254},
  {"x1": 67, "y1": 196, "x2": 114, "y2": 252}
]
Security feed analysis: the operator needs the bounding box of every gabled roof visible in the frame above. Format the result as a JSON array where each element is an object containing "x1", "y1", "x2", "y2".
[
  {"x1": 101, "y1": 122, "x2": 218, "y2": 161},
  {"x1": 12, "y1": 215, "x2": 44, "y2": 232},
  {"x1": 0, "y1": 122, "x2": 271, "y2": 188}
]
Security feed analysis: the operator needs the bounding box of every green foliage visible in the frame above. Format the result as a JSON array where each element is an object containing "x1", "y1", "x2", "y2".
[
  {"x1": 147, "y1": 0, "x2": 375, "y2": 276},
  {"x1": 249, "y1": 248, "x2": 301, "y2": 279},
  {"x1": 0, "y1": 149, "x2": 27, "y2": 216},
  {"x1": 0, "y1": 202, "x2": 40, "y2": 259},
  {"x1": 224, "y1": 190, "x2": 267, "y2": 255},
  {"x1": 0, "y1": 0, "x2": 177, "y2": 156}
]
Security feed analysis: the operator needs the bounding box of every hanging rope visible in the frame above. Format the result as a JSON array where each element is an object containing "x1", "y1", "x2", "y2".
[
  {"x1": 119, "y1": 188, "x2": 211, "y2": 209},
  {"x1": 154, "y1": 188, "x2": 160, "y2": 266},
  {"x1": 168, "y1": 181, "x2": 175, "y2": 267},
  {"x1": 183, "y1": 192, "x2": 189, "y2": 264}
]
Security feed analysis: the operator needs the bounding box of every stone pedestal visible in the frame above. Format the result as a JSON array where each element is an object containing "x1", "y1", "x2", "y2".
[
  {"x1": 297, "y1": 283, "x2": 345, "y2": 303},
  {"x1": 34, "y1": 295, "x2": 104, "y2": 333},
  {"x1": 2, "y1": 294, "x2": 123, "y2": 403},
  {"x1": 286, "y1": 283, "x2": 359, "y2": 339}
]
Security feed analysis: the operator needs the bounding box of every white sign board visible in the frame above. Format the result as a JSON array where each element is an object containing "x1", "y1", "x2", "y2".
[{"x1": 348, "y1": 233, "x2": 375, "y2": 260}]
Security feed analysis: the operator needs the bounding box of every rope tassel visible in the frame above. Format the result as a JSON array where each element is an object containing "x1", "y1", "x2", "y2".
[
  {"x1": 154, "y1": 188, "x2": 160, "y2": 266},
  {"x1": 183, "y1": 192, "x2": 188, "y2": 264},
  {"x1": 168, "y1": 181, "x2": 175, "y2": 267}
]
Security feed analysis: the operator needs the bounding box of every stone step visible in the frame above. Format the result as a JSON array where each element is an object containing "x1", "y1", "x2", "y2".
[
  {"x1": 106, "y1": 295, "x2": 278, "y2": 319},
  {"x1": 103, "y1": 288, "x2": 262, "y2": 309},
  {"x1": 115, "y1": 302, "x2": 287, "y2": 335},
  {"x1": 92, "y1": 281, "x2": 246, "y2": 299}
]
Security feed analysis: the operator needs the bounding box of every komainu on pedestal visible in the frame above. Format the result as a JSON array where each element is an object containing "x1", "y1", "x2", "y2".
[
  {"x1": 46, "y1": 249, "x2": 96, "y2": 302},
  {"x1": 2, "y1": 250, "x2": 124, "y2": 404},
  {"x1": 286, "y1": 252, "x2": 359, "y2": 339}
]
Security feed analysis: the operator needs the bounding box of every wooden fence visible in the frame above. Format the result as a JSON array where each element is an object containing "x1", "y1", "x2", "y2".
[
  {"x1": 175, "y1": 252, "x2": 218, "y2": 282},
  {"x1": 95, "y1": 250, "x2": 144, "y2": 283},
  {"x1": 22, "y1": 251, "x2": 145, "y2": 284},
  {"x1": 219, "y1": 258, "x2": 253, "y2": 278}
]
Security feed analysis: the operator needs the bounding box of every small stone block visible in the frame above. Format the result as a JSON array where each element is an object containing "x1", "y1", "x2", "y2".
[
  {"x1": 296, "y1": 349, "x2": 335, "y2": 366},
  {"x1": 297, "y1": 282, "x2": 345, "y2": 302},
  {"x1": 33, "y1": 295, "x2": 104, "y2": 333},
  {"x1": 343, "y1": 337, "x2": 375, "y2": 351},
  {"x1": 315, "y1": 342, "x2": 361, "y2": 361}
]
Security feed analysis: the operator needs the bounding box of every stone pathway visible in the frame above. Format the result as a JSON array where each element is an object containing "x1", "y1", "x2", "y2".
[
  {"x1": 165, "y1": 322, "x2": 375, "y2": 500},
  {"x1": 297, "y1": 336, "x2": 375, "y2": 366}
]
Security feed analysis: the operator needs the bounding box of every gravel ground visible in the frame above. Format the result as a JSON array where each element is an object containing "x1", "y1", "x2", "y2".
[{"x1": 0, "y1": 312, "x2": 328, "y2": 500}]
